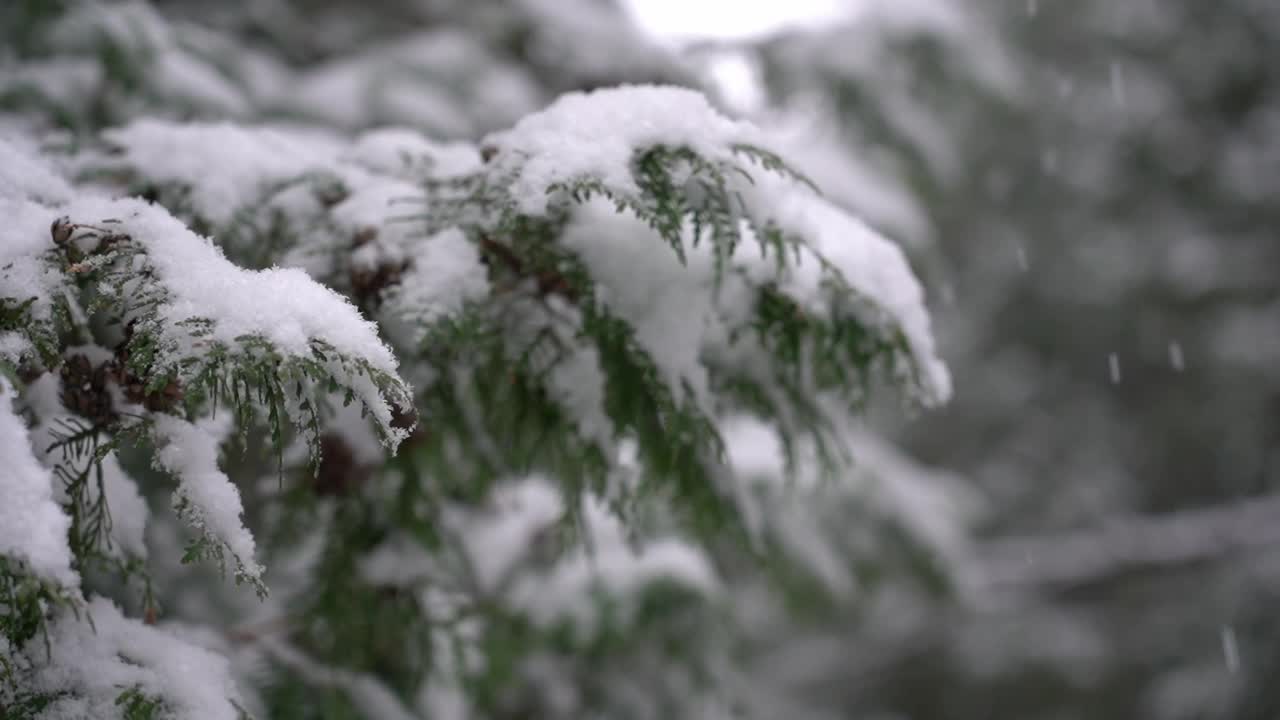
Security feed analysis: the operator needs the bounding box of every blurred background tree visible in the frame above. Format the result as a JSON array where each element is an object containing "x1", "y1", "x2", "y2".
[{"x1": 710, "y1": 0, "x2": 1280, "y2": 717}]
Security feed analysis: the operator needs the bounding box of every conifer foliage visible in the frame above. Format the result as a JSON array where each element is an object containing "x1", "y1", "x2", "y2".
[{"x1": 0, "y1": 2, "x2": 962, "y2": 718}]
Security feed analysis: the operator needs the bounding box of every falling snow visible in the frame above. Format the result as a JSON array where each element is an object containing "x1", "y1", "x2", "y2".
[{"x1": 1169, "y1": 341, "x2": 1186, "y2": 371}]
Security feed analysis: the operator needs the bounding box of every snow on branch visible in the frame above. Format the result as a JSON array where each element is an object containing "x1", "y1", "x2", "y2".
[
  {"x1": 56, "y1": 196, "x2": 413, "y2": 449},
  {"x1": 153, "y1": 415, "x2": 263, "y2": 592},
  {"x1": 0, "y1": 39, "x2": 962, "y2": 715},
  {"x1": 0, "y1": 380, "x2": 77, "y2": 588},
  {"x1": 402, "y1": 85, "x2": 951, "y2": 541},
  {"x1": 0, "y1": 138, "x2": 77, "y2": 368},
  {"x1": 447, "y1": 477, "x2": 718, "y2": 633},
  {"x1": 88, "y1": 120, "x2": 480, "y2": 280},
  {"x1": 432, "y1": 85, "x2": 947, "y2": 409},
  {"x1": 0, "y1": 137, "x2": 419, "y2": 604},
  {"x1": 29, "y1": 598, "x2": 249, "y2": 720}
]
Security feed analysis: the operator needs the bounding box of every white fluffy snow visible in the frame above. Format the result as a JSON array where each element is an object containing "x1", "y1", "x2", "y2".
[
  {"x1": 510, "y1": 488, "x2": 718, "y2": 632},
  {"x1": 759, "y1": 188, "x2": 952, "y2": 403},
  {"x1": 385, "y1": 228, "x2": 490, "y2": 342},
  {"x1": 345, "y1": 128, "x2": 482, "y2": 179},
  {"x1": 102, "y1": 121, "x2": 344, "y2": 226},
  {"x1": 486, "y1": 84, "x2": 761, "y2": 215},
  {"x1": 50, "y1": 195, "x2": 407, "y2": 440},
  {"x1": 33, "y1": 598, "x2": 247, "y2": 720},
  {"x1": 559, "y1": 200, "x2": 727, "y2": 407},
  {"x1": 89, "y1": 195, "x2": 395, "y2": 363},
  {"x1": 456, "y1": 478, "x2": 566, "y2": 591},
  {"x1": 488, "y1": 85, "x2": 949, "y2": 408},
  {"x1": 557, "y1": 187, "x2": 951, "y2": 415},
  {"x1": 0, "y1": 198, "x2": 70, "y2": 355},
  {"x1": 153, "y1": 414, "x2": 262, "y2": 583},
  {"x1": 407, "y1": 476, "x2": 721, "y2": 634},
  {"x1": 95, "y1": 452, "x2": 152, "y2": 559},
  {"x1": 0, "y1": 140, "x2": 76, "y2": 354},
  {"x1": 0, "y1": 381, "x2": 78, "y2": 586},
  {"x1": 1, "y1": 140, "x2": 399, "y2": 376}
]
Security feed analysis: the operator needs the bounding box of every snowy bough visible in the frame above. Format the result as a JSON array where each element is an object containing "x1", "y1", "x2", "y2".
[{"x1": 2, "y1": 72, "x2": 959, "y2": 719}]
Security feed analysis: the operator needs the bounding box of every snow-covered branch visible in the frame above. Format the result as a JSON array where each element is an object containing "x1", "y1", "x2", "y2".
[{"x1": 979, "y1": 494, "x2": 1280, "y2": 589}]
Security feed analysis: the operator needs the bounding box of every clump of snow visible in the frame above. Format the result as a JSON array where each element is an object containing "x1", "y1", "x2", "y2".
[
  {"x1": 433, "y1": 477, "x2": 716, "y2": 633},
  {"x1": 543, "y1": 324, "x2": 614, "y2": 452},
  {"x1": 0, "y1": 199, "x2": 69, "y2": 350},
  {"x1": 0, "y1": 59, "x2": 102, "y2": 121},
  {"x1": 453, "y1": 478, "x2": 565, "y2": 592},
  {"x1": 559, "y1": 200, "x2": 727, "y2": 407},
  {"x1": 31, "y1": 597, "x2": 247, "y2": 720},
  {"x1": 149, "y1": 49, "x2": 252, "y2": 118},
  {"x1": 46, "y1": 195, "x2": 407, "y2": 439},
  {"x1": 101, "y1": 121, "x2": 343, "y2": 226},
  {"x1": 485, "y1": 84, "x2": 762, "y2": 215},
  {"x1": 153, "y1": 414, "x2": 262, "y2": 583},
  {"x1": 721, "y1": 416, "x2": 789, "y2": 483},
  {"x1": 386, "y1": 228, "x2": 490, "y2": 343},
  {"x1": 4, "y1": 139, "x2": 411, "y2": 445},
  {"x1": 345, "y1": 128, "x2": 481, "y2": 179},
  {"x1": 560, "y1": 184, "x2": 950, "y2": 415},
  {"x1": 291, "y1": 61, "x2": 465, "y2": 138},
  {"x1": 0, "y1": 333, "x2": 32, "y2": 363},
  {"x1": 417, "y1": 676, "x2": 471, "y2": 720},
  {"x1": 510, "y1": 490, "x2": 718, "y2": 632},
  {"x1": 720, "y1": 416, "x2": 858, "y2": 594},
  {"x1": 106, "y1": 196, "x2": 396, "y2": 367},
  {"x1": 96, "y1": 121, "x2": 479, "y2": 331},
  {"x1": 0, "y1": 141, "x2": 76, "y2": 350},
  {"x1": 0, "y1": 381, "x2": 78, "y2": 587},
  {"x1": 330, "y1": 176, "x2": 422, "y2": 257},
  {"x1": 758, "y1": 187, "x2": 952, "y2": 404},
  {"x1": 48, "y1": 1, "x2": 171, "y2": 58},
  {"x1": 95, "y1": 452, "x2": 151, "y2": 559}
]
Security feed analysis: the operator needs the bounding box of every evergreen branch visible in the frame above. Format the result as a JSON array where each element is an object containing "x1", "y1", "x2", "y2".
[{"x1": 61, "y1": 218, "x2": 412, "y2": 461}]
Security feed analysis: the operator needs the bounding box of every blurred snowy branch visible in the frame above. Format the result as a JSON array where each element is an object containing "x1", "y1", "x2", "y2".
[{"x1": 980, "y1": 494, "x2": 1280, "y2": 589}]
